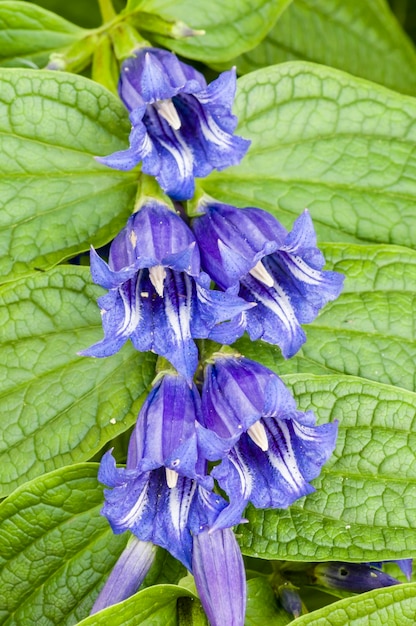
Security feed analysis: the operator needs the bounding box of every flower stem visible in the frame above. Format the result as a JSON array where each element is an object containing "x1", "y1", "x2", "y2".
[{"x1": 98, "y1": 0, "x2": 117, "y2": 23}]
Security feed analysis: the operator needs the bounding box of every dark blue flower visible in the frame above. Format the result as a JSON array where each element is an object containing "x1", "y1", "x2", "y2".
[
  {"x1": 193, "y1": 528, "x2": 246, "y2": 626},
  {"x1": 192, "y1": 202, "x2": 344, "y2": 358},
  {"x1": 126, "y1": 371, "x2": 207, "y2": 486},
  {"x1": 80, "y1": 201, "x2": 251, "y2": 381},
  {"x1": 98, "y1": 371, "x2": 243, "y2": 571},
  {"x1": 197, "y1": 354, "x2": 338, "y2": 528},
  {"x1": 313, "y1": 562, "x2": 401, "y2": 593},
  {"x1": 96, "y1": 48, "x2": 250, "y2": 200},
  {"x1": 99, "y1": 452, "x2": 226, "y2": 571}
]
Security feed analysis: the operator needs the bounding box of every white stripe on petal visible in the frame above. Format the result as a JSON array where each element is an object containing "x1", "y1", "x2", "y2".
[
  {"x1": 282, "y1": 254, "x2": 324, "y2": 285},
  {"x1": 244, "y1": 276, "x2": 298, "y2": 335},
  {"x1": 118, "y1": 487, "x2": 149, "y2": 527},
  {"x1": 229, "y1": 447, "x2": 253, "y2": 500},
  {"x1": 164, "y1": 272, "x2": 192, "y2": 346},
  {"x1": 118, "y1": 274, "x2": 142, "y2": 336},
  {"x1": 169, "y1": 479, "x2": 197, "y2": 534},
  {"x1": 266, "y1": 420, "x2": 305, "y2": 491}
]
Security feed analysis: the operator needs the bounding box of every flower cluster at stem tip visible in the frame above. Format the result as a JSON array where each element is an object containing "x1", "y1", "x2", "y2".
[{"x1": 83, "y1": 47, "x2": 346, "y2": 624}]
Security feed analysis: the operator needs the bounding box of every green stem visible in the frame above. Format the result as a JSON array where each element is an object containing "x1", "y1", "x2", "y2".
[{"x1": 98, "y1": 0, "x2": 117, "y2": 23}]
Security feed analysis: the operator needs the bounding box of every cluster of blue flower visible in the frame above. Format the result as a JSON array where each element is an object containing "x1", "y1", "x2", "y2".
[{"x1": 84, "y1": 47, "x2": 344, "y2": 624}]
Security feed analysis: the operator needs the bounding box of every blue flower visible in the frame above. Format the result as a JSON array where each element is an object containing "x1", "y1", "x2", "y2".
[
  {"x1": 96, "y1": 48, "x2": 250, "y2": 200},
  {"x1": 127, "y1": 371, "x2": 206, "y2": 486},
  {"x1": 80, "y1": 201, "x2": 251, "y2": 381},
  {"x1": 313, "y1": 562, "x2": 401, "y2": 593},
  {"x1": 197, "y1": 354, "x2": 338, "y2": 528},
  {"x1": 192, "y1": 202, "x2": 344, "y2": 358},
  {"x1": 193, "y1": 528, "x2": 246, "y2": 626},
  {"x1": 98, "y1": 371, "x2": 243, "y2": 571}
]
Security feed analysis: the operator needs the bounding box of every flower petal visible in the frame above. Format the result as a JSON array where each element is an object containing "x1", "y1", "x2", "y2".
[{"x1": 193, "y1": 528, "x2": 246, "y2": 626}]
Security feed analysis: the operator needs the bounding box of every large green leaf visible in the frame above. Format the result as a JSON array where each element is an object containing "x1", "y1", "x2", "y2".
[
  {"x1": 0, "y1": 1, "x2": 86, "y2": 67},
  {"x1": 238, "y1": 374, "x2": 416, "y2": 562},
  {"x1": 204, "y1": 62, "x2": 416, "y2": 247},
  {"x1": 290, "y1": 583, "x2": 416, "y2": 625},
  {"x1": 232, "y1": 0, "x2": 416, "y2": 97},
  {"x1": 246, "y1": 577, "x2": 291, "y2": 626},
  {"x1": 0, "y1": 266, "x2": 155, "y2": 497},
  {"x1": 77, "y1": 585, "x2": 196, "y2": 625},
  {"x1": 0, "y1": 463, "x2": 127, "y2": 625},
  {"x1": 0, "y1": 68, "x2": 136, "y2": 283},
  {"x1": 236, "y1": 243, "x2": 416, "y2": 392},
  {"x1": 130, "y1": 0, "x2": 292, "y2": 63}
]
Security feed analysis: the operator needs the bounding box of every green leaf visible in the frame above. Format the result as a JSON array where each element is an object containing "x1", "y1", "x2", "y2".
[
  {"x1": 237, "y1": 374, "x2": 416, "y2": 562},
  {"x1": 236, "y1": 243, "x2": 416, "y2": 392},
  {"x1": 290, "y1": 583, "x2": 416, "y2": 625},
  {"x1": 0, "y1": 68, "x2": 136, "y2": 283},
  {"x1": 203, "y1": 62, "x2": 416, "y2": 247},
  {"x1": 130, "y1": 0, "x2": 292, "y2": 63},
  {"x1": 0, "y1": 266, "x2": 155, "y2": 497},
  {"x1": 78, "y1": 585, "x2": 196, "y2": 625},
  {"x1": 246, "y1": 577, "x2": 291, "y2": 625},
  {"x1": 0, "y1": 463, "x2": 128, "y2": 625},
  {"x1": 0, "y1": 1, "x2": 86, "y2": 68},
  {"x1": 232, "y1": 0, "x2": 416, "y2": 97}
]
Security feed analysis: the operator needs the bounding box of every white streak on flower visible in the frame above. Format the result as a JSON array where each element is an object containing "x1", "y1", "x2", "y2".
[
  {"x1": 249, "y1": 260, "x2": 274, "y2": 287},
  {"x1": 119, "y1": 274, "x2": 142, "y2": 335},
  {"x1": 154, "y1": 99, "x2": 181, "y2": 130},
  {"x1": 130, "y1": 230, "x2": 137, "y2": 248},
  {"x1": 165, "y1": 468, "x2": 179, "y2": 488},
  {"x1": 266, "y1": 420, "x2": 305, "y2": 491},
  {"x1": 149, "y1": 264, "x2": 166, "y2": 297},
  {"x1": 247, "y1": 420, "x2": 269, "y2": 451},
  {"x1": 245, "y1": 277, "x2": 297, "y2": 334},
  {"x1": 169, "y1": 479, "x2": 197, "y2": 535},
  {"x1": 118, "y1": 485, "x2": 149, "y2": 527}
]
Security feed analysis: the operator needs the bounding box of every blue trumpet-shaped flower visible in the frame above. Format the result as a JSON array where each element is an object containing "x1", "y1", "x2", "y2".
[
  {"x1": 98, "y1": 371, "x2": 242, "y2": 571},
  {"x1": 192, "y1": 202, "x2": 344, "y2": 358},
  {"x1": 97, "y1": 48, "x2": 250, "y2": 200},
  {"x1": 193, "y1": 528, "x2": 246, "y2": 626},
  {"x1": 80, "y1": 201, "x2": 251, "y2": 381},
  {"x1": 197, "y1": 354, "x2": 338, "y2": 528}
]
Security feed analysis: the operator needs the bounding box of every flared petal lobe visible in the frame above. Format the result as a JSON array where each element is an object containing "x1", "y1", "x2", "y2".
[{"x1": 96, "y1": 48, "x2": 250, "y2": 200}]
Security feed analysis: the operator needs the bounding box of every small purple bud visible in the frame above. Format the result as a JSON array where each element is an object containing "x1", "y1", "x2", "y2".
[
  {"x1": 313, "y1": 562, "x2": 401, "y2": 593},
  {"x1": 192, "y1": 528, "x2": 246, "y2": 626},
  {"x1": 91, "y1": 538, "x2": 156, "y2": 614},
  {"x1": 277, "y1": 583, "x2": 304, "y2": 618}
]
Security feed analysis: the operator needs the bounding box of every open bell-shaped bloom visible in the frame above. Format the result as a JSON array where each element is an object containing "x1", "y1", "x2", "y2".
[
  {"x1": 96, "y1": 48, "x2": 250, "y2": 200},
  {"x1": 192, "y1": 202, "x2": 344, "y2": 358},
  {"x1": 80, "y1": 201, "x2": 251, "y2": 381},
  {"x1": 98, "y1": 449, "x2": 231, "y2": 572},
  {"x1": 197, "y1": 354, "x2": 338, "y2": 529},
  {"x1": 98, "y1": 371, "x2": 243, "y2": 571}
]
